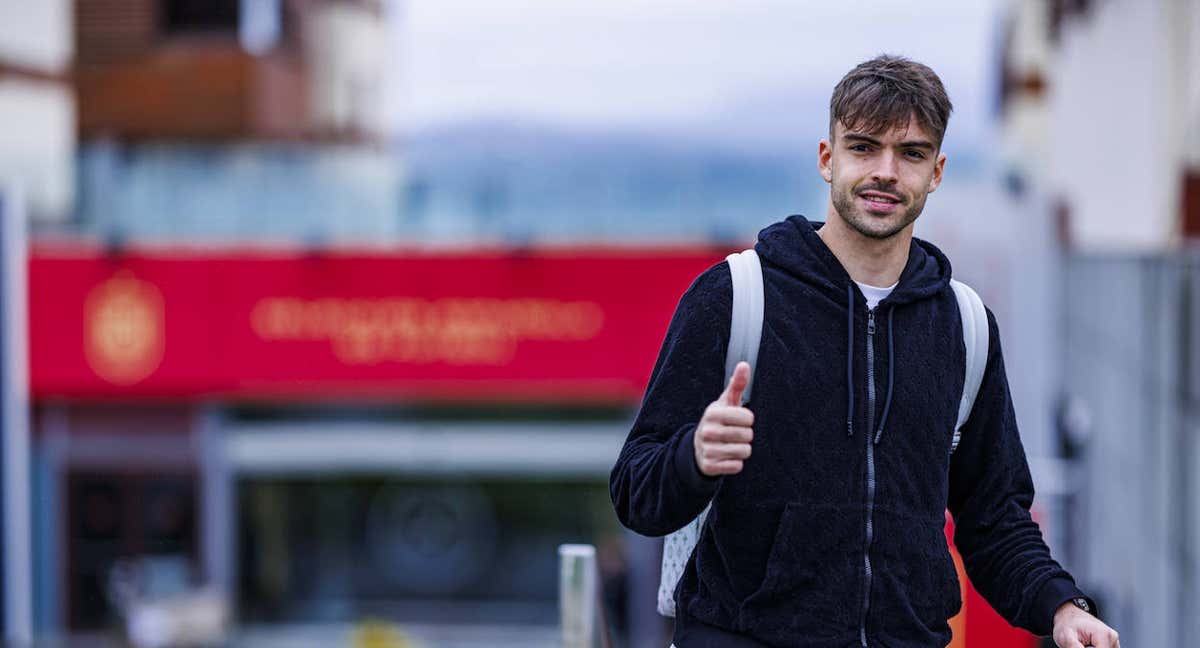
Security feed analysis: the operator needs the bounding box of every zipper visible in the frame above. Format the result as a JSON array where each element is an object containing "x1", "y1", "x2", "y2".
[{"x1": 859, "y1": 309, "x2": 878, "y2": 647}]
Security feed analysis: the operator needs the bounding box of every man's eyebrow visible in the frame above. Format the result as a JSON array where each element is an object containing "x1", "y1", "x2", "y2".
[{"x1": 842, "y1": 133, "x2": 881, "y2": 146}]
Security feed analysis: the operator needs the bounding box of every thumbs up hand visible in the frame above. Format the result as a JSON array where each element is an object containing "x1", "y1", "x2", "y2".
[{"x1": 693, "y1": 361, "x2": 755, "y2": 477}]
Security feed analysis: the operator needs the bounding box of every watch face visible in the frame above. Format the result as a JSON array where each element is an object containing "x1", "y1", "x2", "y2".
[{"x1": 1073, "y1": 597, "x2": 1091, "y2": 613}]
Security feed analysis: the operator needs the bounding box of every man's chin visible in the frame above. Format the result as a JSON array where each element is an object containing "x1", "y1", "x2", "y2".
[{"x1": 848, "y1": 213, "x2": 909, "y2": 240}]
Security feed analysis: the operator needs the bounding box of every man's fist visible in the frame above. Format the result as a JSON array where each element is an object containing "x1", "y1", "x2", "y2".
[
  {"x1": 694, "y1": 361, "x2": 755, "y2": 477},
  {"x1": 1053, "y1": 601, "x2": 1119, "y2": 648}
]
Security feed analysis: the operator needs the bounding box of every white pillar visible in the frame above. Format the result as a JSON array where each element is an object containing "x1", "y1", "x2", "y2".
[
  {"x1": 559, "y1": 544, "x2": 597, "y2": 648},
  {"x1": 2, "y1": 185, "x2": 32, "y2": 645}
]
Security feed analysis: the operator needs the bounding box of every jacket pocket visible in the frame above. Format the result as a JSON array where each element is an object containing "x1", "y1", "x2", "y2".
[
  {"x1": 923, "y1": 539, "x2": 962, "y2": 621},
  {"x1": 735, "y1": 502, "x2": 860, "y2": 639},
  {"x1": 908, "y1": 518, "x2": 961, "y2": 622},
  {"x1": 693, "y1": 500, "x2": 783, "y2": 608},
  {"x1": 872, "y1": 509, "x2": 962, "y2": 634}
]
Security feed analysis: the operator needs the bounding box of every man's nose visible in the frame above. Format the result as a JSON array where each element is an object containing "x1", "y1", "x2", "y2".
[{"x1": 871, "y1": 151, "x2": 900, "y2": 184}]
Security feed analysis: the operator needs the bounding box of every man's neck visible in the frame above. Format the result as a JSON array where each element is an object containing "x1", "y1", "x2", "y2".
[{"x1": 817, "y1": 205, "x2": 912, "y2": 288}]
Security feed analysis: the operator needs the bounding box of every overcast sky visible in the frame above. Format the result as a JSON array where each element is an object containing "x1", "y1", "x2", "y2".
[{"x1": 392, "y1": 1, "x2": 1002, "y2": 149}]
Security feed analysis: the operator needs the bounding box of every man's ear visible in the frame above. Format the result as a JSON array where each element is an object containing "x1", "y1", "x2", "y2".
[
  {"x1": 818, "y1": 138, "x2": 833, "y2": 183},
  {"x1": 927, "y1": 151, "x2": 946, "y2": 193}
]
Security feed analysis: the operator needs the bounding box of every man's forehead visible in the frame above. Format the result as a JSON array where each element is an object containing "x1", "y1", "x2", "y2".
[{"x1": 834, "y1": 115, "x2": 935, "y2": 144}]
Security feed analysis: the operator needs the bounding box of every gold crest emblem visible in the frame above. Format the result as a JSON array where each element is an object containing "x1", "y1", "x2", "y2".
[{"x1": 84, "y1": 270, "x2": 165, "y2": 386}]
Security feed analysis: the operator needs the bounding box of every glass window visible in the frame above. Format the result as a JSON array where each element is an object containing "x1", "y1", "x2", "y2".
[
  {"x1": 163, "y1": 0, "x2": 238, "y2": 34},
  {"x1": 237, "y1": 477, "x2": 619, "y2": 627},
  {"x1": 67, "y1": 471, "x2": 198, "y2": 629}
]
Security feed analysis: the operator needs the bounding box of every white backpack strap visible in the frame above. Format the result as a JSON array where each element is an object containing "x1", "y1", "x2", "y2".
[
  {"x1": 657, "y1": 248, "x2": 764, "y2": 617},
  {"x1": 724, "y1": 249, "x2": 764, "y2": 404},
  {"x1": 949, "y1": 279, "x2": 989, "y2": 454}
]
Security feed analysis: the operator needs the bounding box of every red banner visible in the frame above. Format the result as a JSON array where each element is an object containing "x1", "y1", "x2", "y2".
[{"x1": 30, "y1": 245, "x2": 732, "y2": 402}]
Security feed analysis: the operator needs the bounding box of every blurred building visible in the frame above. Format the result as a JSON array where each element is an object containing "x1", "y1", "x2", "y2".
[
  {"x1": 998, "y1": 0, "x2": 1199, "y2": 249},
  {"x1": 0, "y1": 0, "x2": 75, "y2": 223},
  {"x1": 26, "y1": 3, "x2": 705, "y2": 648},
  {"x1": 998, "y1": 0, "x2": 1200, "y2": 645},
  {"x1": 26, "y1": 0, "x2": 455, "y2": 643},
  {"x1": 31, "y1": 243, "x2": 723, "y2": 646},
  {"x1": 71, "y1": 0, "x2": 400, "y2": 245}
]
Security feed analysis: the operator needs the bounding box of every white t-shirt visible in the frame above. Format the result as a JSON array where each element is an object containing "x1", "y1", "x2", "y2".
[{"x1": 855, "y1": 280, "x2": 897, "y2": 311}]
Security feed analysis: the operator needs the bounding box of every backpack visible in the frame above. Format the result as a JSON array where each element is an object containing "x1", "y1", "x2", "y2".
[{"x1": 656, "y1": 248, "x2": 990, "y2": 617}]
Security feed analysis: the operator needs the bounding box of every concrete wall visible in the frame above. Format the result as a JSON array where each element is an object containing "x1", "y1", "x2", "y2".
[
  {"x1": 0, "y1": 0, "x2": 71, "y2": 72},
  {"x1": 0, "y1": 80, "x2": 75, "y2": 221},
  {"x1": 1044, "y1": 0, "x2": 1198, "y2": 251},
  {"x1": 304, "y1": 2, "x2": 391, "y2": 139},
  {"x1": 0, "y1": 0, "x2": 74, "y2": 222}
]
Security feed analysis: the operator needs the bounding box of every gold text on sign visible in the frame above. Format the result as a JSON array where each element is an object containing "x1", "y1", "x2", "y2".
[{"x1": 250, "y1": 297, "x2": 605, "y2": 365}]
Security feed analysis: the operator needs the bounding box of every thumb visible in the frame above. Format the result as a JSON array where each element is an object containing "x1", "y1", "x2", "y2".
[{"x1": 720, "y1": 361, "x2": 751, "y2": 406}]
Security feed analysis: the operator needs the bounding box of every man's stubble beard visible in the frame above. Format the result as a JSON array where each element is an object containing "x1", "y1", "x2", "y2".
[{"x1": 830, "y1": 179, "x2": 927, "y2": 241}]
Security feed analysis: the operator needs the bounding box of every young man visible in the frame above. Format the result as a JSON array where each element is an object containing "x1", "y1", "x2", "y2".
[{"x1": 609, "y1": 56, "x2": 1119, "y2": 648}]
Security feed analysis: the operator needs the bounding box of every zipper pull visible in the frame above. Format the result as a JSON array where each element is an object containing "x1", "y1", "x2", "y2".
[{"x1": 867, "y1": 310, "x2": 876, "y2": 335}]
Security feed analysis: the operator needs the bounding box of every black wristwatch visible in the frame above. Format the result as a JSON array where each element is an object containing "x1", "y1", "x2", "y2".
[{"x1": 1069, "y1": 597, "x2": 1095, "y2": 616}]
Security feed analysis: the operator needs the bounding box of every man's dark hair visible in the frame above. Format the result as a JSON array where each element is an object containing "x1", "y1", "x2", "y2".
[{"x1": 829, "y1": 55, "x2": 953, "y2": 147}]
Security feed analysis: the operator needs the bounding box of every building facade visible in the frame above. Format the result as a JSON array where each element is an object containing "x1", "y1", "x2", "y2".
[{"x1": 999, "y1": 1, "x2": 1200, "y2": 645}]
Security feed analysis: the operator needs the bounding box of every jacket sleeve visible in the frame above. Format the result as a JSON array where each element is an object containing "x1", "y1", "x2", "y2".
[
  {"x1": 947, "y1": 308, "x2": 1095, "y2": 636},
  {"x1": 609, "y1": 262, "x2": 732, "y2": 537}
]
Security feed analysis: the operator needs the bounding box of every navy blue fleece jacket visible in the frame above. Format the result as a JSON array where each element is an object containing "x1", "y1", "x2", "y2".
[{"x1": 610, "y1": 215, "x2": 1091, "y2": 647}]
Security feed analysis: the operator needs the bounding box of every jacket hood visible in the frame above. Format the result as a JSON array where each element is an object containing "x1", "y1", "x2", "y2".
[
  {"x1": 756, "y1": 215, "x2": 956, "y2": 447},
  {"x1": 755, "y1": 214, "x2": 952, "y2": 309}
]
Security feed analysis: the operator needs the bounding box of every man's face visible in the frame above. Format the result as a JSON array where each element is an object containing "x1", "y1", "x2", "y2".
[{"x1": 818, "y1": 114, "x2": 946, "y2": 240}]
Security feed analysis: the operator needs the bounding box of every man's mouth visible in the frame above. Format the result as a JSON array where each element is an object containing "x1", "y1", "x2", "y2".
[{"x1": 859, "y1": 190, "x2": 902, "y2": 212}]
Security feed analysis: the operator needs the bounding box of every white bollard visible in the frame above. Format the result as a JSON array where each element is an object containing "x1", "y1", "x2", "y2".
[{"x1": 558, "y1": 544, "x2": 597, "y2": 648}]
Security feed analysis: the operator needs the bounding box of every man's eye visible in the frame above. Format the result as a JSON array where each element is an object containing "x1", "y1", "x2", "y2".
[
  {"x1": 850, "y1": 144, "x2": 870, "y2": 152},
  {"x1": 905, "y1": 150, "x2": 926, "y2": 159}
]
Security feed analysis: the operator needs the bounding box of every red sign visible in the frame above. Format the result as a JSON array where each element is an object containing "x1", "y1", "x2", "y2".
[
  {"x1": 945, "y1": 514, "x2": 1040, "y2": 648},
  {"x1": 30, "y1": 245, "x2": 731, "y2": 402}
]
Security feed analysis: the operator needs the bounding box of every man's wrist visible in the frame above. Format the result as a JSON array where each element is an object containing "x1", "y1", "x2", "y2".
[
  {"x1": 1033, "y1": 577, "x2": 1096, "y2": 635},
  {"x1": 1053, "y1": 596, "x2": 1098, "y2": 630}
]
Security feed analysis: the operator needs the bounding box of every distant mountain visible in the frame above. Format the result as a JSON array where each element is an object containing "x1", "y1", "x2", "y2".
[{"x1": 396, "y1": 120, "x2": 826, "y2": 244}]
